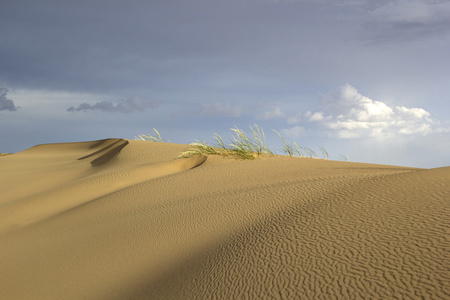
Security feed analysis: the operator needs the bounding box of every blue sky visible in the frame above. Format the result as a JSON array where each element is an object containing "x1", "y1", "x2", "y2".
[{"x1": 1, "y1": 0, "x2": 449, "y2": 168}]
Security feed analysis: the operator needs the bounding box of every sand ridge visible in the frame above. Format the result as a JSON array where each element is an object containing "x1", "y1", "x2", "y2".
[
  {"x1": 0, "y1": 139, "x2": 206, "y2": 234},
  {"x1": 0, "y1": 140, "x2": 449, "y2": 299}
]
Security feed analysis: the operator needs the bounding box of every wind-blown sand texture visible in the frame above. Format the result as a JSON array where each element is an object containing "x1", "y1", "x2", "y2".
[{"x1": 1, "y1": 139, "x2": 449, "y2": 299}]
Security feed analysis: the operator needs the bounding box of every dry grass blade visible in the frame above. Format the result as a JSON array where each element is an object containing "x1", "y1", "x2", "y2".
[
  {"x1": 229, "y1": 124, "x2": 272, "y2": 157},
  {"x1": 213, "y1": 133, "x2": 227, "y2": 150},
  {"x1": 177, "y1": 140, "x2": 219, "y2": 158},
  {"x1": 293, "y1": 142, "x2": 305, "y2": 157},
  {"x1": 251, "y1": 124, "x2": 272, "y2": 155},
  {"x1": 273, "y1": 130, "x2": 294, "y2": 157},
  {"x1": 303, "y1": 146, "x2": 318, "y2": 158},
  {"x1": 135, "y1": 128, "x2": 163, "y2": 142},
  {"x1": 319, "y1": 145, "x2": 329, "y2": 159}
]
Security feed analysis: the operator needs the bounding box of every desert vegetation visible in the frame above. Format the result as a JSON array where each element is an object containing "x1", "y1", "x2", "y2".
[
  {"x1": 137, "y1": 124, "x2": 333, "y2": 160},
  {"x1": 135, "y1": 128, "x2": 163, "y2": 143}
]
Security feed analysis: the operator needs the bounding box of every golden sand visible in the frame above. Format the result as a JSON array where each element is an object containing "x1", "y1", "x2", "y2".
[{"x1": 1, "y1": 139, "x2": 449, "y2": 299}]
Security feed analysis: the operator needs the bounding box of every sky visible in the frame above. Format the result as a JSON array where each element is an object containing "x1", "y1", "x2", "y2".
[{"x1": 1, "y1": 0, "x2": 450, "y2": 168}]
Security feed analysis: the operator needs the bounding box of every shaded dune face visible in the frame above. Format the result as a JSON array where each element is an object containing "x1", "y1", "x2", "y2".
[
  {"x1": 0, "y1": 139, "x2": 206, "y2": 234},
  {"x1": 77, "y1": 139, "x2": 130, "y2": 166},
  {"x1": 0, "y1": 140, "x2": 449, "y2": 300}
]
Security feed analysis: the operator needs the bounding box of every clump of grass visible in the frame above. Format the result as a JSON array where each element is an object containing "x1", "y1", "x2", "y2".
[
  {"x1": 138, "y1": 124, "x2": 331, "y2": 161},
  {"x1": 229, "y1": 124, "x2": 273, "y2": 158},
  {"x1": 135, "y1": 128, "x2": 163, "y2": 142},
  {"x1": 178, "y1": 124, "x2": 273, "y2": 160},
  {"x1": 177, "y1": 140, "x2": 221, "y2": 158}
]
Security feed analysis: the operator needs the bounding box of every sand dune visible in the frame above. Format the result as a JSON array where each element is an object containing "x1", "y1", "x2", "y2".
[{"x1": 0, "y1": 140, "x2": 449, "y2": 299}]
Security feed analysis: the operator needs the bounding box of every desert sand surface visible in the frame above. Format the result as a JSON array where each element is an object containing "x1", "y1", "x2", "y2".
[{"x1": 0, "y1": 139, "x2": 449, "y2": 299}]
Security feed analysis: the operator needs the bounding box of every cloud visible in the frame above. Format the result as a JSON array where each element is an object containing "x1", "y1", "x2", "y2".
[
  {"x1": 396, "y1": 106, "x2": 429, "y2": 119},
  {"x1": 0, "y1": 86, "x2": 19, "y2": 111},
  {"x1": 193, "y1": 102, "x2": 245, "y2": 117},
  {"x1": 284, "y1": 83, "x2": 449, "y2": 139},
  {"x1": 304, "y1": 111, "x2": 332, "y2": 122},
  {"x1": 319, "y1": 83, "x2": 394, "y2": 122},
  {"x1": 67, "y1": 97, "x2": 162, "y2": 113},
  {"x1": 307, "y1": 111, "x2": 324, "y2": 122}
]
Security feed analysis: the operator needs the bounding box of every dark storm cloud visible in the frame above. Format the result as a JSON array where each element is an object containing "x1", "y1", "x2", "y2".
[
  {"x1": 0, "y1": 86, "x2": 19, "y2": 111},
  {"x1": 2, "y1": 0, "x2": 449, "y2": 96},
  {"x1": 67, "y1": 97, "x2": 162, "y2": 113},
  {"x1": 0, "y1": 0, "x2": 353, "y2": 94},
  {"x1": 0, "y1": 0, "x2": 263, "y2": 93},
  {"x1": 1, "y1": 0, "x2": 449, "y2": 107}
]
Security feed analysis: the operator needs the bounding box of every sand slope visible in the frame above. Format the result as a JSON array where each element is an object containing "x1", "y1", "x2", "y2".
[{"x1": 0, "y1": 140, "x2": 449, "y2": 299}]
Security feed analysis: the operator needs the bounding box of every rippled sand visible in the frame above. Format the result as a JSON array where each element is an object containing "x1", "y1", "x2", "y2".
[{"x1": 1, "y1": 139, "x2": 449, "y2": 299}]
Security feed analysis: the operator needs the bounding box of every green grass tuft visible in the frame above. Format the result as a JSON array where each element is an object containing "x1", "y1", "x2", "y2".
[
  {"x1": 229, "y1": 124, "x2": 273, "y2": 158},
  {"x1": 178, "y1": 125, "x2": 273, "y2": 160}
]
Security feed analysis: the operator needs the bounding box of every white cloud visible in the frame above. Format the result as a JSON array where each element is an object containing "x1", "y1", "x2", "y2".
[
  {"x1": 309, "y1": 111, "x2": 324, "y2": 121},
  {"x1": 319, "y1": 83, "x2": 394, "y2": 122},
  {"x1": 305, "y1": 111, "x2": 331, "y2": 122},
  {"x1": 194, "y1": 102, "x2": 245, "y2": 117},
  {"x1": 393, "y1": 106, "x2": 436, "y2": 135},
  {"x1": 284, "y1": 83, "x2": 449, "y2": 139},
  {"x1": 395, "y1": 106, "x2": 430, "y2": 119}
]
